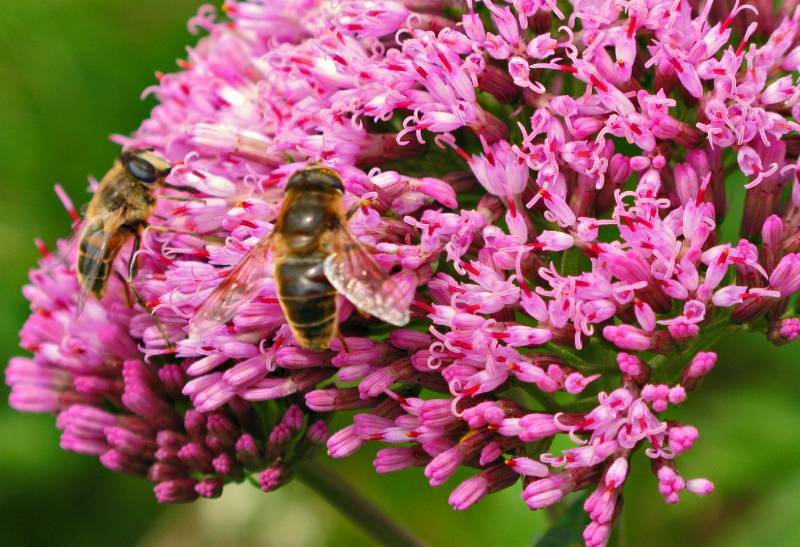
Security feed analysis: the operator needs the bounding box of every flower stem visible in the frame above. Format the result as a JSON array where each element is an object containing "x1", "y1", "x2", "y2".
[{"x1": 295, "y1": 460, "x2": 426, "y2": 547}]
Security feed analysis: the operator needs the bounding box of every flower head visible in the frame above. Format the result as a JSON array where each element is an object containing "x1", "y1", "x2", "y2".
[{"x1": 8, "y1": 1, "x2": 800, "y2": 544}]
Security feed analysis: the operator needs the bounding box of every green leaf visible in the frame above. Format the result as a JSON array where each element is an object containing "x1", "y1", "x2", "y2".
[
  {"x1": 533, "y1": 494, "x2": 590, "y2": 547},
  {"x1": 559, "y1": 246, "x2": 583, "y2": 277}
]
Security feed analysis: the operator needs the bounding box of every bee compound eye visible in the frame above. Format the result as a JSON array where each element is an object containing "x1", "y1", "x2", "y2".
[{"x1": 125, "y1": 156, "x2": 158, "y2": 183}]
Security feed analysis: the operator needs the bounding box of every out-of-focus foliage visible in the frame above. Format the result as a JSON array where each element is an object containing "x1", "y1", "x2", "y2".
[{"x1": 0, "y1": 2, "x2": 798, "y2": 546}]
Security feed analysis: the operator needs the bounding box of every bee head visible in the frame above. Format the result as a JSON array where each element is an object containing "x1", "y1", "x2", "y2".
[
  {"x1": 286, "y1": 165, "x2": 345, "y2": 193},
  {"x1": 121, "y1": 148, "x2": 172, "y2": 184}
]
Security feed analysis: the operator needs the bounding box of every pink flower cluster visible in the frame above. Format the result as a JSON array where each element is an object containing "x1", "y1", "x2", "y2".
[{"x1": 8, "y1": 1, "x2": 800, "y2": 545}]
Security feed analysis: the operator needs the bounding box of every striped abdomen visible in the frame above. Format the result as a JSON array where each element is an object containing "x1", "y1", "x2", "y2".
[
  {"x1": 77, "y1": 218, "x2": 127, "y2": 297},
  {"x1": 274, "y1": 253, "x2": 338, "y2": 350}
]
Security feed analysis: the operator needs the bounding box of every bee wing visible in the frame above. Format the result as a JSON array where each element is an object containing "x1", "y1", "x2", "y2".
[
  {"x1": 189, "y1": 236, "x2": 272, "y2": 338},
  {"x1": 323, "y1": 227, "x2": 411, "y2": 327},
  {"x1": 76, "y1": 208, "x2": 125, "y2": 316}
]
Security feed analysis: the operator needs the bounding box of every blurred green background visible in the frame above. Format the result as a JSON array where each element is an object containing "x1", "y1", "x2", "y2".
[{"x1": 1, "y1": 2, "x2": 799, "y2": 546}]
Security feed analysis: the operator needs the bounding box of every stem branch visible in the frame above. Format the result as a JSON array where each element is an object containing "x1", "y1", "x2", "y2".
[{"x1": 296, "y1": 460, "x2": 426, "y2": 547}]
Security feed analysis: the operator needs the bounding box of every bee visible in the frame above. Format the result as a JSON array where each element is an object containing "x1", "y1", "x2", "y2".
[
  {"x1": 190, "y1": 165, "x2": 410, "y2": 349},
  {"x1": 76, "y1": 148, "x2": 172, "y2": 317}
]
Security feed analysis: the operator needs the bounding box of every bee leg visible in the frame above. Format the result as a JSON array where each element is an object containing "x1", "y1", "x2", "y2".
[
  {"x1": 345, "y1": 198, "x2": 379, "y2": 220},
  {"x1": 126, "y1": 233, "x2": 175, "y2": 350},
  {"x1": 115, "y1": 272, "x2": 134, "y2": 308},
  {"x1": 336, "y1": 332, "x2": 351, "y2": 353},
  {"x1": 163, "y1": 183, "x2": 205, "y2": 193}
]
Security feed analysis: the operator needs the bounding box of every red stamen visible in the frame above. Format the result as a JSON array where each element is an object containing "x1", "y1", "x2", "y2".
[
  {"x1": 622, "y1": 216, "x2": 636, "y2": 231},
  {"x1": 462, "y1": 384, "x2": 480, "y2": 397},
  {"x1": 462, "y1": 262, "x2": 480, "y2": 276},
  {"x1": 290, "y1": 56, "x2": 313, "y2": 67},
  {"x1": 508, "y1": 197, "x2": 517, "y2": 217},
  {"x1": 451, "y1": 143, "x2": 472, "y2": 164},
  {"x1": 435, "y1": 47, "x2": 453, "y2": 72},
  {"x1": 721, "y1": 15, "x2": 734, "y2": 32},
  {"x1": 587, "y1": 243, "x2": 605, "y2": 255},
  {"x1": 735, "y1": 38, "x2": 748, "y2": 56},
  {"x1": 412, "y1": 300, "x2": 435, "y2": 313},
  {"x1": 34, "y1": 239, "x2": 50, "y2": 258},
  {"x1": 627, "y1": 16, "x2": 637, "y2": 39},
  {"x1": 589, "y1": 74, "x2": 609, "y2": 92}
]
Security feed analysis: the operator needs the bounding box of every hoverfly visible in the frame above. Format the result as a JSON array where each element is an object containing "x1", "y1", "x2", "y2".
[
  {"x1": 190, "y1": 165, "x2": 410, "y2": 349},
  {"x1": 76, "y1": 148, "x2": 172, "y2": 326}
]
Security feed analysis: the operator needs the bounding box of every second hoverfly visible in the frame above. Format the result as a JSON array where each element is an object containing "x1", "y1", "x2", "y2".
[{"x1": 190, "y1": 165, "x2": 410, "y2": 349}]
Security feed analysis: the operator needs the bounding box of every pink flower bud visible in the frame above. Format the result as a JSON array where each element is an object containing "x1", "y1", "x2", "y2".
[{"x1": 686, "y1": 478, "x2": 714, "y2": 496}]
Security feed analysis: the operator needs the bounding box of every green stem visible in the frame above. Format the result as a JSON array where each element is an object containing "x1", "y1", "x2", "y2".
[
  {"x1": 612, "y1": 508, "x2": 628, "y2": 547},
  {"x1": 295, "y1": 460, "x2": 426, "y2": 547},
  {"x1": 653, "y1": 318, "x2": 744, "y2": 384},
  {"x1": 540, "y1": 342, "x2": 603, "y2": 374},
  {"x1": 522, "y1": 384, "x2": 559, "y2": 411}
]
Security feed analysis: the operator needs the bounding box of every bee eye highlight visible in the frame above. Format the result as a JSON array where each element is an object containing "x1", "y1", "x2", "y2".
[{"x1": 125, "y1": 156, "x2": 158, "y2": 183}]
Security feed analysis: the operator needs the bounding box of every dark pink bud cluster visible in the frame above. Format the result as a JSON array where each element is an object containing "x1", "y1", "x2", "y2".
[{"x1": 8, "y1": 243, "x2": 328, "y2": 500}]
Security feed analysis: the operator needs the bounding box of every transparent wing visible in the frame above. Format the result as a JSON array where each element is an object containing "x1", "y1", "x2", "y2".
[
  {"x1": 189, "y1": 236, "x2": 272, "y2": 338},
  {"x1": 76, "y1": 209, "x2": 124, "y2": 316},
  {"x1": 323, "y1": 227, "x2": 411, "y2": 327}
]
